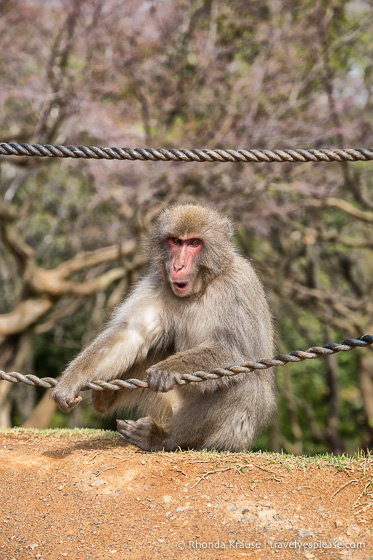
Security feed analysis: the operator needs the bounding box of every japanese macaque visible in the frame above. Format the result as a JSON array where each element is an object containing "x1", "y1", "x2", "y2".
[{"x1": 51, "y1": 204, "x2": 276, "y2": 451}]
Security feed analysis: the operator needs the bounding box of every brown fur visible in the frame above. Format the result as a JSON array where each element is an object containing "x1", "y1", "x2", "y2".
[{"x1": 51, "y1": 204, "x2": 276, "y2": 451}]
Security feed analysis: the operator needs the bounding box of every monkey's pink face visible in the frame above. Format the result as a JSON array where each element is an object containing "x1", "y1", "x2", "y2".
[{"x1": 167, "y1": 237, "x2": 204, "y2": 297}]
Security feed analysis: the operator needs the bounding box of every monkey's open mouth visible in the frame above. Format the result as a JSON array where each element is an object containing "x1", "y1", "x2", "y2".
[{"x1": 173, "y1": 282, "x2": 189, "y2": 290}]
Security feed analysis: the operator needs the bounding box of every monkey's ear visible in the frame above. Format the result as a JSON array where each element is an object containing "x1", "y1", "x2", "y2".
[{"x1": 222, "y1": 216, "x2": 235, "y2": 239}]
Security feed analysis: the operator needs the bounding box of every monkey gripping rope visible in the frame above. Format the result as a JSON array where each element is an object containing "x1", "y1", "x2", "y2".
[
  {"x1": 1, "y1": 144, "x2": 373, "y2": 398},
  {"x1": 1, "y1": 142, "x2": 373, "y2": 163},
  {"x1": 0, "y1": 335, "x2": 372, "y2": 396}
]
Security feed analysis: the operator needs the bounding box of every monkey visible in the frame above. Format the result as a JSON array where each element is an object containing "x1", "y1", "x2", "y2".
[{"x1": 51, "y1": 204, "x2": 276, "y2": 452}]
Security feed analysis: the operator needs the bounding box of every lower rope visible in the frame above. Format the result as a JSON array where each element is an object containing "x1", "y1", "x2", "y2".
[
  {"x1": 1, "y1": 143, "x2": 373, "y2": 163},
  {"x1": 0, "y1": 335, "x2": 372, "y2": 394}
]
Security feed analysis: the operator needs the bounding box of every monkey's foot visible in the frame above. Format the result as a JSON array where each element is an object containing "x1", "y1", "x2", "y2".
[{"x1": 117, "y1": 417, "x2": 167, "y2": 451}]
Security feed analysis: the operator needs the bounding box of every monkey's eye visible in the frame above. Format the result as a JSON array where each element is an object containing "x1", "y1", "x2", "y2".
[
  {"x1": 189, "y1": 239, "x2": 202, "y2": 247},
  {"x1": 170, "y1": 237, "x2": 181, "y2": 245}
]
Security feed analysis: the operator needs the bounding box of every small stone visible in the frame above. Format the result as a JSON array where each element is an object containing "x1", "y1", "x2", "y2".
[
  {"x1": 258, "y1": 509, "x2": 277, "y2": 520},
  {"x1": 90, "y1": 478, "x2": 105, "y2": 487},
  {"x1": 297, "y1": 530, "x2": 314, "y2": 538}
]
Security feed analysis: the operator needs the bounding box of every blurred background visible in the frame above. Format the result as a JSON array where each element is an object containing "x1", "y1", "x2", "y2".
[{"x1": 0, "y1": 0, "x2": 372, "y2": 455}]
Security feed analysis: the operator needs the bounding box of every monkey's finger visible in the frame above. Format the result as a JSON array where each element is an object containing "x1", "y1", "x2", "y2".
[
  {"x1": 67, "y1": 395, "x2": 82, "y2": 408},
  {"x1": 53, "y1": 395, "x2": 82, "y2": 413},
  {"x1": 146, "y1": 368, "x2": 175, "y2": 392},
  {"x1": 55, "y1": 401, "x2": 73, "y2": 413}
]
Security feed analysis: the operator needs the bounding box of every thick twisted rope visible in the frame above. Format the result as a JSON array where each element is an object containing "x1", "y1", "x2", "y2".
[
  {"x1": 0, "y1": 335, "x2": 372, "y2": 394},
  {"x1": 1, "y1": 142, "x2": 373, "y2": 163}
]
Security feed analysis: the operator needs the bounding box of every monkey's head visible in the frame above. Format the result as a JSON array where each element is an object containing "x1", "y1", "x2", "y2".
[{"x1": 149, "y1": 204, "x2": 235, "y2": 298}]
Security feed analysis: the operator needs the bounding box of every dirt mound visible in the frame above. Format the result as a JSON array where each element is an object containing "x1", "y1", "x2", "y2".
[{"x1": 0, "y1": 430, "x2": 371, "y2": 559}]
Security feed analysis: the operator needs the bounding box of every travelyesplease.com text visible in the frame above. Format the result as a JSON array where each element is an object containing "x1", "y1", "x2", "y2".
[{"x1": 176, "y1": 539, "x2": 366, "y2": 551}]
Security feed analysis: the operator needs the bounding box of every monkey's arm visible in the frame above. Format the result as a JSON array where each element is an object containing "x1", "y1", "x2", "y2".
[
  {"x1": 51, "y1": 281, "x2": 164, "y2": 412},
  {"x1": 147, "y1": 344, "x2": 236, "y2": 392}
]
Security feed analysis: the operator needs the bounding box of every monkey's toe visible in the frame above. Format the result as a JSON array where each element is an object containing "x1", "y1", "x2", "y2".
[
  {"x1": 116, "y1": 417, "x2": 167, "y2": 451},
  {"x1": 117, "y1": 417, "x2": 152, "y2": 447}
]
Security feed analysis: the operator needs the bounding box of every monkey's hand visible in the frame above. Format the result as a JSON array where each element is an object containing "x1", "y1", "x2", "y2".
[
  {"x1": 146, "y1": 365, "x2": 182, "y2": 392},
  {"x1": 51, "y1": 382, "x2": 83, "y2": 413}
]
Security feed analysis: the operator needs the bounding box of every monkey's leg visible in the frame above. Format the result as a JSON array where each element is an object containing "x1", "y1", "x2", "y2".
[
  {"x1": 116, "y1": 374, "x2": 275, "y2": 452},
  {"x1": 163, "y1": 381, "x2": 274, "y2": 452},
  {"x1": 92, "y1": 352, "x2": 172, "y2": 415},
  {"x1": 92, "y1": 387, "x2": 145, "y2": 414},
  {"x1": 92, "y1": 389, "x2": 117, "y2": 413},
  {"x1": 115, "y1": 389, "x2": 178, "y2": 450},
  {"x1": 115, "y1": 388, "x2": 254, "y2": 452},
  {"x1": 117, "y1": 417, "x2": 168, "y2": 451}
]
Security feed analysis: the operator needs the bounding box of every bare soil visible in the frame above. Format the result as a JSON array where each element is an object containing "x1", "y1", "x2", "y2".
[{"x1": 0, "y1": 430, "x2": 372, "y2": 560}]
